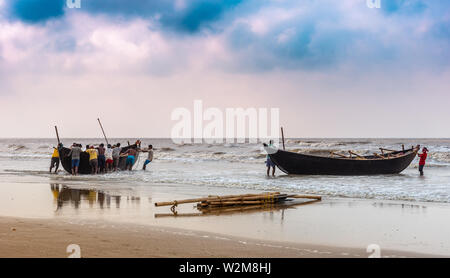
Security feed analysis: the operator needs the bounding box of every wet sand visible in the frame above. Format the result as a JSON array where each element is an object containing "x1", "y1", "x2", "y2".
[
  {"x1": 0, "y1": 216, "x2": 431, "y2": 258},
  {"x1": 1, "y1": 179, "x2": 450, "y2": 257}
]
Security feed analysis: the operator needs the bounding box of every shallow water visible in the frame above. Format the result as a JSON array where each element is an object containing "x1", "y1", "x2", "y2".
[{"x1": 1, "y1": 138, "x2": 449, "y2": 203}]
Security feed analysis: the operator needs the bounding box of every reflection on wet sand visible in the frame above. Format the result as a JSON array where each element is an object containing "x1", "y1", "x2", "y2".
[{"x1": 50, "y1": 184, "x2": 140, "y2": 211}]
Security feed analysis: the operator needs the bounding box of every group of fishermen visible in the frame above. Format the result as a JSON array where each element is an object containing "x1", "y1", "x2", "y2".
[{"x1": 49, "y1": 141, "x2": 154, "y2": 175}]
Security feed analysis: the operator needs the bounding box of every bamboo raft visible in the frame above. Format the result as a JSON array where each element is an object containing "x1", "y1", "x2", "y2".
[
  {"x1": 154, "y1": 192, "x2": 321, "y2": 214},
  {"x1": 155, "y1": 198, "x2": 321, "y2": 218}
]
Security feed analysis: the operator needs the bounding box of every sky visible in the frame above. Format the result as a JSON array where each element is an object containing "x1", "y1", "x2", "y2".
[{"x1": 0, "y1": 0, "x2": 449, "y2": 138}]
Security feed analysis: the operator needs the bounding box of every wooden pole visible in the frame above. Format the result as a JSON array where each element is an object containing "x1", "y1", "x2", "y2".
[
  {"x1": 330, "y1": 151, "x2": 348, "y2": 158},
  {"x1": 281, "y1": 127, "x2": 285, "y2": 150},
  {"x1": 379, "y1": 147, "x2": 396, "y2": 153},
  {"x1": 97, "y1": 118, "x2": 109, "y2": 145},
  {"x1": 285, "y1": 194, "x2": 322, "y2": 200},
  {"x1": 155, "y1": 192, "x2": 280, "y2": 207},
  {"x1": 348, "y1": 151, "x2": 366, "y2": 160},
  {"x1": 373, "y1": 153, "x2": 386, "y2": 159},
  {"x1": 54, "y1": 126, "x2": 61, "y2": 145}
]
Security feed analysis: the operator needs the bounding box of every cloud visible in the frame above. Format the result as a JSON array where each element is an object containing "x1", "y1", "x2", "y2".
[
  {"x1": 1, "y1": 1, "x2": 450, "y2": 137},
  {"x1": 1, "y1": 0, "x2": 450, "y2": 75},
  {"x1": 6, "y1": 0, "x2": 66, "y2": 23},
  {"x1": 381, "y1": 0, "x2": 427, "y2": 15},
  {"x1": 6, "y1": 0, "x2": 244, "y2": 33}
]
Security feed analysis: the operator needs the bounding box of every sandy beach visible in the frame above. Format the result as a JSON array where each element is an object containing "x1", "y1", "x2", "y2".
[{"x1": 0, "y1": 216, "x2": 433, "y2": 258}]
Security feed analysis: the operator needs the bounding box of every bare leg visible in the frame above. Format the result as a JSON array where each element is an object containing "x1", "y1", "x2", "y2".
[
  {"x1": 272, "y1": 166, "x2": 275, "y2": 176},
  {"x1": 267, "y1": 167, "x2": 270, "y2": 176}
]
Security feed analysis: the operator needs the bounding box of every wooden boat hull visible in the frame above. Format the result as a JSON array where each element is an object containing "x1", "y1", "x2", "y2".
[
  {"x1": 59, "y1": 144, "x2": 140, "y2": 175},
  {"x1": 265, "y1": 146, "x2": 418, "y2": 175}
]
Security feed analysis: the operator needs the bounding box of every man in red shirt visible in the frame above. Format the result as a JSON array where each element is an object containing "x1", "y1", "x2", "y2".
[{"x1": 418, "y1": 147, "x2": 428, "y2": 176}]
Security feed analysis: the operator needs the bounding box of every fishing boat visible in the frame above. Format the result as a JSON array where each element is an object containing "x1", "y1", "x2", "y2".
[
  {"x1": 263, "y1": 144, "x2": 420, "y2": 175},
  {"x1": 59, "y1": 143, "x2": 140, "y2": 175}
]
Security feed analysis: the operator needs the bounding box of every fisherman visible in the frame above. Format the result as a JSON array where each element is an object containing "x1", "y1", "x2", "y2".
[
  {"x1": 49, "y1": 143, "x2": 62, "y2": 173},
  {"x1": 418, "y1": 147, "x2": 428, "y2": 176},
  {"x1": 86, "y1": 145, "x2": 99, "y2": 174},
  {"x1": 67, "y1": 143, "x2": 82, "y2": 175},
  {"x1": 266, "y1": 140, "x2": 276, "y2": 176},
  {"x1": 96, "y1": 143, "x2": 106, "y2": 173},
  {"x1": 122, "y1": 146, "x2": 137, "y2": 171},
  {"x1": 105, "y1": 144, "x2": 113, "y2": 172},
  {"x1": 142, "y1": 145, "x2": 153, "y2": 170},
  {"x1": 112, "y1": 143, "x2": 122, "y2": 171}
]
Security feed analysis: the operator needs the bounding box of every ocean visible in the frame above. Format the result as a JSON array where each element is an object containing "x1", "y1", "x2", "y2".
[{"x1": 1, "y1": 138, "x2": 450, "y2": 203}]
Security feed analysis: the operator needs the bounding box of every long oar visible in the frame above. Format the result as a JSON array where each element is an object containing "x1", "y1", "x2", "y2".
[
  {"x1": 54, "y1": 126, "x2": 61, "y2": 145},
  {"x1": 97, "y1": 118, "x2": 109, "y2": 145}
]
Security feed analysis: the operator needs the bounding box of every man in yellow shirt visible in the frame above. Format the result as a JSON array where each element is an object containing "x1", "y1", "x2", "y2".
[
  {"x1": 49, "y1": 144, "x2": 62, "y2": 173},
  {"x1": 85, "y1": 145, "x2": 99, "y2": 174}
]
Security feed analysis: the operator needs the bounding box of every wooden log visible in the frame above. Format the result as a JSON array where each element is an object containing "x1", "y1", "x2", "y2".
[
  {"x1": 373, "y1": 153, "x2": 385, "y2": 159},
  {"x1": 155, "y1": 192, "x2": 280, "y2": 207},
  {"x1": 206, "y1": 200, "x2": 273, "y2": 206},
  {"x1": 348, "y1": 151, "x2": 366, "y2": 160},
  {"x1": 286, "y1": 194, "x2": 321, "y2": 200},
  {"x1": 380, "y1": 147, "x2": 396, "y2": 153},
  {"x1": 330, "y1": 151, "x2": 348, "y2": 158},
  {"x1": 200, "y1": 199, "x2": 321, "y2": 214},
  {"x1": 206, "y1": 193, "x2": 281, "y2": 203}
]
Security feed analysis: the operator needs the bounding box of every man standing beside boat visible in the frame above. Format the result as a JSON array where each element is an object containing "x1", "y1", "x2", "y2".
[
  {"x1": 86, "y1": 146, "x2": 99, "y2": 174},
  {"x1": 142, "y1": 145, "x2": 153, "y2": 171},
  {"x1": 418, "y1": 147, "x2": 428, "y2": 176},
  {"x1": 112, "y1": 143, "x2": 122, "y2": 171},
  {"x1": 266, "y1": 140, "x2": 276, "y2": 176},
  {"x1": 67, "y1": 143, "x2": 82, "y2": 175},
  {"x1": 122, "y1": 146, "x2": 138, "y2": 171},
  {"x1": 105, "y1": 144, "x2": 114, "y2": 172},
  {"x1": 96, "y1": 143, "x2": 106, "y2": 174},
  {"x1": 49, "y1": 143, "x2": 62, "y2": 173}
]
